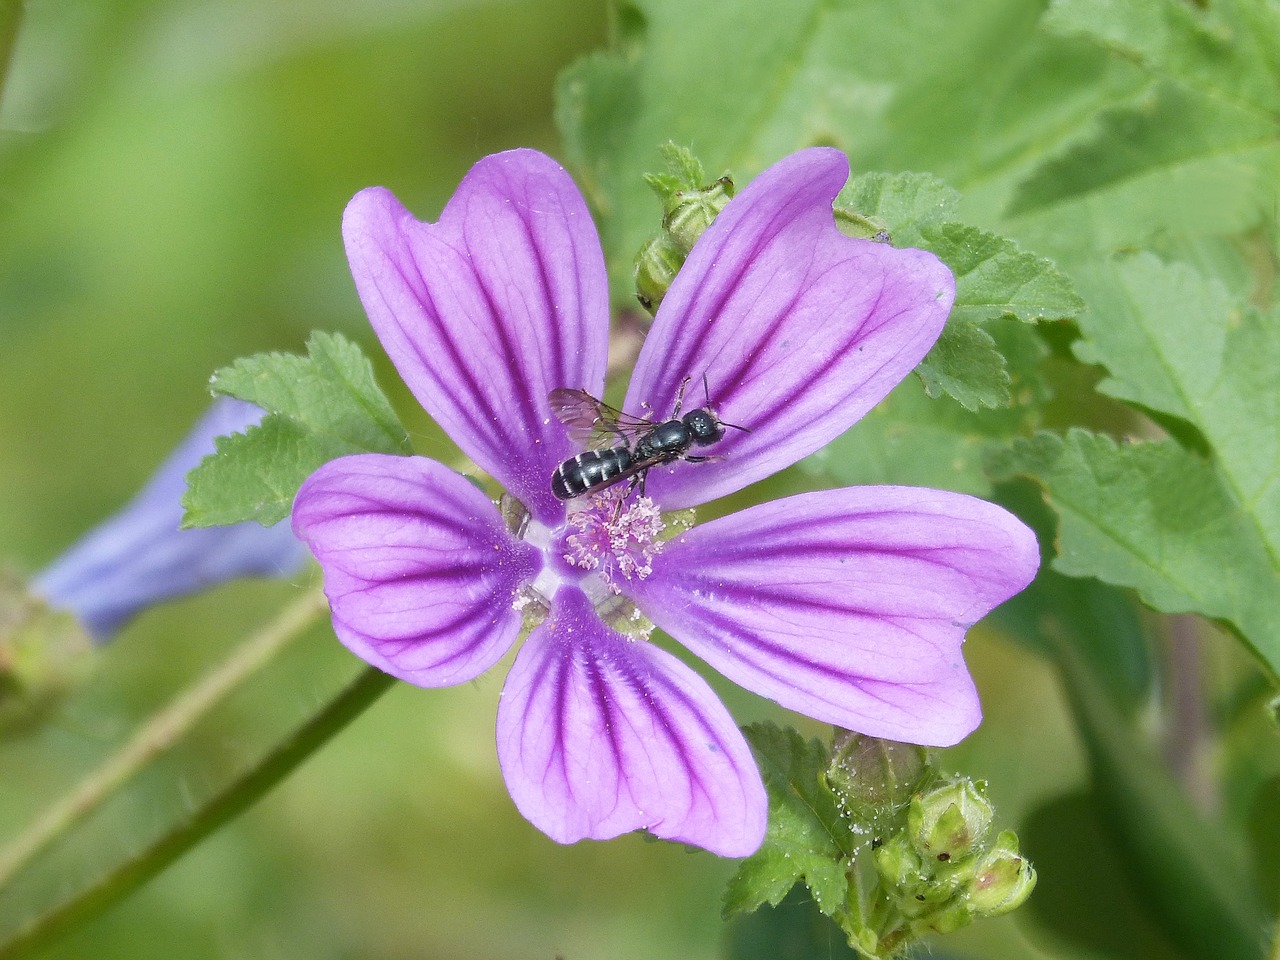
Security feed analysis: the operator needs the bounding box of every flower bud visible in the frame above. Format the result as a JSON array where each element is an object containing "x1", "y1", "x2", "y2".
[
  {"x1": 634, "y1": 144, "x2": 736, "y2": 314},
  {"x1": 661, "y1": 175, "x2": 734, "y2": 253},
  {"x1": 826, "y1": 731, "x2": 931, "y2": 825},
  {"x1": 0, "y1": 570, "x2": 94, "y2": 733},
  {"x1": 873, "y1": 833, "x2": 967, "y2": 920},
  {"x1": 634, "y1": 234, "x2": 686, "y2": 314},
  {"x1": 967, "y1": 830, "x2": 1036, "y2": 915},
  {"x1": 907, "y1": 778, "x2": 993, "y2": 863}
]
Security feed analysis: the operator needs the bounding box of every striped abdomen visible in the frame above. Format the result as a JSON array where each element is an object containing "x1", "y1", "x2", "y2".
[{"x1": 551, "y1": 446, "x2": 634, "y2": 500}]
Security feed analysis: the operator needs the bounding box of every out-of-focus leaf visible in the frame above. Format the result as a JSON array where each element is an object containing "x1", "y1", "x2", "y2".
[
  {"x1": 557, "y1": 0, "x2": 1125, "y2": 291},
  {"x1": 1008, "y1": 0, "x2": 1280, "y2": 256},
  {"x1": 988, "y1": 430, "x2": 1280, "y2": 679},
  {"x1": 1044, "y1": 0, "x2": 1280, "y2": 115},
  {"x1": 1021, "y1": 793, "x2": 1184, "y2": 960},
  {"x1": 1007, "y1": 81, "x2": 1277, "y2": 251},
  {"x1": 1052, "y1": 639, "x2": 1266, "y2": 960}
]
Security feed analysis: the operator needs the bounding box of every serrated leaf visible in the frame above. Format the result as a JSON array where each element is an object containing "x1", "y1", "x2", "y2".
[
  {"x1": 836, "y1": 172, "x2": 960, "y2": 245},
  {"x1": 835, "y1": 178, "x2": 1080, "y2": 410},
  {"x1": 925, "y1": 222, "x2": 1085, "y2": 326},
  {"x1": 1066, "y1": 255, "x2": 1280, "y2": 667},
  {"x1": 916, "y1": 320, "x2": 1011, "y2": 411},
  {"x1": 988, "y1": 430, "x2": 1280, "y2": 677},
  {"x1": 831, "y1": 185, "x2": 1077, "y2": 410},
  {"x1": 723, "y1": 723, "x2": 856, "y2": 921},
  {"x1": 1075, "y1": 256, "x2": 1277, "y2": 505},
  {"x1": 183, "y1": 333, "x2": 410, "y2": 528},
  {"x1": 183, "y1": 416, "x2": 350, "y2": 527},
  {"x1": 210, "y1": 331, "x2": 410, "y2": 458}
]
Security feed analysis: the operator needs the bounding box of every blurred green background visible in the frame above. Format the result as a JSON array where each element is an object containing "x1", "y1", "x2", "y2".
[{"x1": 0, "y1": 1, "x2": 1157, "y2": 957}]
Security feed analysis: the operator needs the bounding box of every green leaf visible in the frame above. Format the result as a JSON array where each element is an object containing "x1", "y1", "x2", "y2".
[
  {"x1": 182, "y1": 416, "x2": 341, "y2": 527},
  {"x1": 210, "y1": 331, "x2": 410, "y2": 458},
  {"x1": 916, "y1": 321, "x2": 1011, "y2": 412},
  {"x1": 182, "y1": 333, "x2": 410, "y2": 528},
  {"x1": 1053, "y1": 638, "x2": 1266, "y2": 960},
  {"x1": 557, "y1": 0, "x2": 1117, "y2": 293},
  {"x1": 925, "y1": 222, "x2": 1085, "y2": 327},
  {"x1": 1006, "y1": 81, "x2": 1278, "y2": 245},
  {"x1": 1044, "y1": 0, "x2": 1280, "y2": 115},
  {"x1": 839, "y1": 175, "x2": 1080, "y2": 411},
  {"x1": 723, "y1": 724, "x2": 855, "y2": 921},
  {"x1": 987, "y1": 430, "x2": 1280, "y2": 678},
  {"x1": 1075, "y1": 256, "x2": 1277, "y2": 494},
  {"x1": 1008, "y1": 0, "x2": 1280, "y2": 256},
  {"x1": 836, "y1": 172, "x2": 960, "y2": 243}
]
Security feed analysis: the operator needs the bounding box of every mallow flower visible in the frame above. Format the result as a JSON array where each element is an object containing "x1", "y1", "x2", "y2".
[
  {"x1": 35, "y1": 397, "x2": 309, "y2": 642},
  {"x1": 291, "y1": 148, "x2": 1039, "y2": 857}
]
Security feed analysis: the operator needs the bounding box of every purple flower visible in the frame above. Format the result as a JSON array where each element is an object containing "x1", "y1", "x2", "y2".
[
  {"x1": 35, "y1": 398, "x2": 309, "y2": 641},
  {"x1": 291, "y1": 148, "x2": 1039, "y2": 856}
]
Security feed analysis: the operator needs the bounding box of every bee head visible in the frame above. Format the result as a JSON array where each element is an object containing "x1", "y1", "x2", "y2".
[{"x1": 683, "y1": 409, "x2": 725, "y2": 446}]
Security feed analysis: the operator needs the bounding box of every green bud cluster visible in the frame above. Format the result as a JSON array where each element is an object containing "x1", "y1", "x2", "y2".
[
  {"x1": 634, "y1": 143, "x2": 735, "y2": 314},
  {"x1": 0, "y1": 570, "x2": 95, "y2": 734},
  {"x1": 872, "y1": 778, "x2": 1036, "y2": 935}
]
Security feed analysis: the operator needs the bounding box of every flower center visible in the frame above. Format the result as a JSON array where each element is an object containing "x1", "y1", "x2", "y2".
[
  {"x1": 562, "y1": 489, "x2": 665, "y2": 595},
  {"x1": 505, "y1": 490, "x2": 684, "y2": 639}
]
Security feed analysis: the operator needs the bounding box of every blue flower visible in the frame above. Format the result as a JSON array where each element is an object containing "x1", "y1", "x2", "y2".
[{"x1": 34, "y1": 398, "x2": 309, "y2": 641}]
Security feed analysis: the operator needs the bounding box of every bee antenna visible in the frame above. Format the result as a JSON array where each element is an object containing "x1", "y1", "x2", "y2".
[{"x1": 722, "y1": 420, "x2": 751, "y2": 434}]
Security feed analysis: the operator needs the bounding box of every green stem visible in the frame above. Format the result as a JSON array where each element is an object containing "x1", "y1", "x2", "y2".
[
  {"x1": 0, "y1": 0, "x2": 22, "y2": 110},
  {"x1": 0, "y1": 590, "x2": 327, "y2": 890},
  {"x1": 0, "y1": 664, "x2": 395, "y2": 959}
]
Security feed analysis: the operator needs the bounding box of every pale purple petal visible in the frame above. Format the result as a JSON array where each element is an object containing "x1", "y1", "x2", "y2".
[
  {"x1": 34, "y1": 398, "x2": 307, "y2": 641},
  {"x1": 343, "y1": 150, "x2": 610, "y2": 524},
  {"x1": 496, "y1": 586, "x2": 767, "y2": 856},
  {"x1": 291, "y1": 454, "x2": 541, "y2": 686},
  {"x1": 624, "y1": 148, "x2": 955, "y2": 509},
  {"x1": 625, "y1": 487, "x2": 1039, "y2": 746}
]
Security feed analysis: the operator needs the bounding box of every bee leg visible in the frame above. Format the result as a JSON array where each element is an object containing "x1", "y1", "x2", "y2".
[
  {"x1": 611, "y1": 474, "x2": 644, "y2": 521},
  {"x1": 672, "y1": 376, "x2": 692, "y2": 417}
]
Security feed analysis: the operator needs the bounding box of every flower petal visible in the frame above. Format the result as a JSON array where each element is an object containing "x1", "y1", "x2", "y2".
[
  {"x1": 624, "y1": 148, "x2": 955, "y2": 509},
  {"x1": 626, "y1": 487, "x2": 1039, "y2": 746},
  {"x1": 343, "y1": 150, "x2": 610, "y2": 523},
  {"x1": 496, "y1": 586, "x2": 767, "y2": 857},
  {"x1": 291, "y1": 454, "x2": 541, "y2": 686}
]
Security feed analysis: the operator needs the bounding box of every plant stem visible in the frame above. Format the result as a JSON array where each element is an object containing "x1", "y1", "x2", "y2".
[
  {"x1": 0, "y1": 664, "x2": 395, "y2": 959},
  {"x1": 0, "y1": 589, "x2": 327, "y2": 890}
]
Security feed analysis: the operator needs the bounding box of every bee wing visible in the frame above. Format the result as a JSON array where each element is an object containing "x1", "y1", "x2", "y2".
[{"x1": 548, "y1": 388, "x2": 651, "y2": 447}]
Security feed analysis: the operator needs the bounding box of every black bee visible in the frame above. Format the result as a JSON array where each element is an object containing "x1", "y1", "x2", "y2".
[{"x1": 549, "y1": 378, "x2": 746, "y2": 501}]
